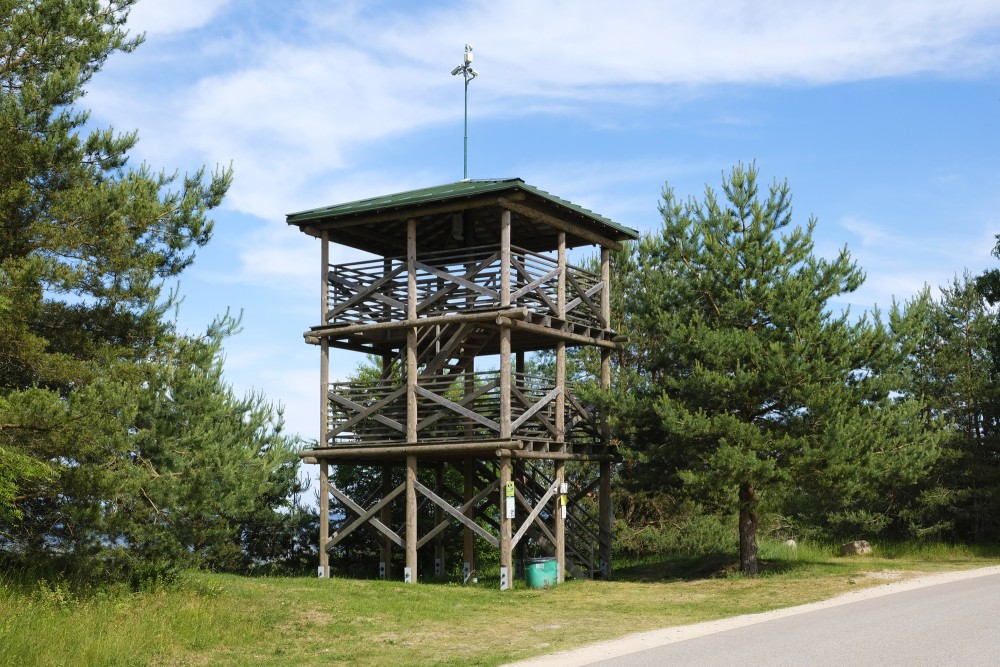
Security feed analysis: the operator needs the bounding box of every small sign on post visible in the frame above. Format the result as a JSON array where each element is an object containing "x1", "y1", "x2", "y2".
[{"x1": 505, "y1": 480, "x2": 516, "y2": 519}]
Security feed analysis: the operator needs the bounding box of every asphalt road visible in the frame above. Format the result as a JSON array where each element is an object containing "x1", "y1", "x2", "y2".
[
  {"x1": 590, "y1": 573, "x2": 1000, "y2": 666},
  {"x1": 506, "y1": 567, "x2": 1000, "y2": 667}
]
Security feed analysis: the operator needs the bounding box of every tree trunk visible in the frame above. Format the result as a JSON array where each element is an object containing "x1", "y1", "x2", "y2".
[{"x1": 739, "y1": 481, "x2": 759, "y2": 576}]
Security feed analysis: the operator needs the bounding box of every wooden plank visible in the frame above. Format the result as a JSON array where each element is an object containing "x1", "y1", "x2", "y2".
[
  {"x1": 509, "y1": 256, "x2": 558, "y2": 313},
  {"x1": 327, "y1": 387, "x2": 406, "y2": 436},
  {"x1": 414, "y1": 258, "x2": 500, "y2": 305},
  {"x1": 328, "y1": 483, "x2": 405, "y2": 549},
  {"x1": 414, "y1": 385, "x2": 500, "y2": 432},
  {"x1": 565, "y1": 273, "x2": 606, "y2": 328},
  {"x1": 418, "y1": 323, "x2": 475, "y2": 378},
  {"x1": 510, "y1": 265, "x2": 559, "y2": 302},
  {"x1": 497, "y1": 197, "x2": 623, "y2": 251},
  {"x1": 414, "y1": 480, "x2": 500, "y2": 548},
  {"x1": 510, "y1": 387, "x2": 562, "y2": 435},
  {"x1": 327, "y1": 265, "x2": 407, "y2": 319},
  {"x1": 415, "y1": 378, "x2": 499, "y2": 432}
]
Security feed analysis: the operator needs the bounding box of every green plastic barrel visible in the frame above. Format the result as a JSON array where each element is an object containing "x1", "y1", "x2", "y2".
[{"x1": 525, "y1": 557, "x2": 558, "y2": 588}]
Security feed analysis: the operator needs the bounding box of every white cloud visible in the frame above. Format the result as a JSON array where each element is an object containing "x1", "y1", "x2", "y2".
[
  {"x1": 126, "y1": 0, "x2": 232, "y2": 36},
  {"x1": 83, "y1": 0, "x2": 1000, "y2": 309},
  {"x1": 92, "y1": 0, "x2": 1000, "y2": 226}
]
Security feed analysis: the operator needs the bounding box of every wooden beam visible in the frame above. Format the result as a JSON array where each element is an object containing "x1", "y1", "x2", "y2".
[
  {"x1": 508, "y1": 450, "x2": 615, "y2": 462},
  {"x1": 306, "y1": 306, "x2": 527, "y2": 339},
  {"x1": 496, "y1": 316, "x2": 618, "y2": 349},
  {"x1": 327, "y1": 483, "x2": 405, "y2": 549},
  {"x1": 497, "y1": 197, "x2": 623, "y2": 251},
  {"x1": 300, "y1": 440, "x2": 525, "y2": 460}
]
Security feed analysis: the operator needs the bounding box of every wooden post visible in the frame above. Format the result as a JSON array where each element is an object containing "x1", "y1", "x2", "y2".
[
  {"x1": 555, "y1": 460, "x2": 565, "y2": 583},
  {"x1": 321, "y1": 229, "x2": 330, "y2": 324},
  {"x1": 599, "y1": 246, "x2": 613, "y2": 579},
  {"x1": 380, "y1": 464, "x2": 392, "y2": 580},
  {"x1": 405, "y1": 455, "x2": 417, "y2": 583},
  {"x1": 556, "y1": 232, "x2": 566, "y2": 455},
  {"x1": 463, "y1": 457, "x2": 475, "y2": 581},
  {"x1": 319, "y1": 229, "x2": 331, "y2": 578},
  {"x1": 319, "y1": 460, "x2": 329, "y2": 578},
  {"x1": 434, "y1": 462, "x2": 445, "y2": 577},
  {"x1": 405, "y1": 218, "x2": 418, "y2": 583},
  {"x1": 499, "y1": 455, "x2": 513, "y2": 590},
  {"x1": 499, "y1": 209, "x2": 513, "y2": 590}
]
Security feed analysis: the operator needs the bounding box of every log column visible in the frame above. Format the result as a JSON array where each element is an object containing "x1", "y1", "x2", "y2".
[
  {"x1": 319, "y1": 230, "x2": 330, "y2": 578},
  {"x1": 499, "y1": 208, "x2": 513, "y2": 589},
  {"x1": 405, "y1": 218, "x2": 418, "y2": 583},
  {"x1": 599, "y1": 246, "x2": 613, "y2": 579},
  {"x1": 555, "y1": 232, "x2": 567, "y2": 581}
]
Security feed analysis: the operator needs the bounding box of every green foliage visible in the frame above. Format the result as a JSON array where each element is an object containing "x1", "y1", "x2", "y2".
[
  {"x1": 0, "y1": 0, "x2": 312, "y2": 583},
  {"x1": 614, "y1": 164, "x2": 940, "y2": 572},
  {"x1": 894, "y1": 274, "x2": 1000, "y2": 541},
  {"x1": 128, "y1": 313, "x2": 310, "y2": 574}
]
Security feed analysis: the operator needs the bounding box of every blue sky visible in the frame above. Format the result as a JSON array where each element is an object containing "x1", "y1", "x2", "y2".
[{"x1": 85, "y1": 0, "x2": 1000, "y2": 442}]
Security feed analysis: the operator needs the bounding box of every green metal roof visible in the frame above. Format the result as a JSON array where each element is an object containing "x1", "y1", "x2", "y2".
[{"x1": 286, "y1": 178, "x2": 639, "y2": 241}]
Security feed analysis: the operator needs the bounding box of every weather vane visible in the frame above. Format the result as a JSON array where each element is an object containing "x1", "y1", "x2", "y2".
[{"x1": 451, "y1": 44, "x2": 478, "y2": 181}]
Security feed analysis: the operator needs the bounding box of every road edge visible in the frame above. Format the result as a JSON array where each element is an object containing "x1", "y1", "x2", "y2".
[{"x1": 504, "y1": 564, "x2": 1000, "y2": 667}]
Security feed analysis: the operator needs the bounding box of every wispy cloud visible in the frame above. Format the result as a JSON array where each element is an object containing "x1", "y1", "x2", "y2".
[
  {"x1": 126, "y1": 0, "x2": 233, "y2": 36},
  {"x1": 85, "y1": 0, "x2": 1000, "y2": 327}
]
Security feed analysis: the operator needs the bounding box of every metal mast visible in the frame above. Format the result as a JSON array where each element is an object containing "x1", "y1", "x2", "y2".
[{"x1": 451, "y1": 44, "x2": 478, "y2": 181}]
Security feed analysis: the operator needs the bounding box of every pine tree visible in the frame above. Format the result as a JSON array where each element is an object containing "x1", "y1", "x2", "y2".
[
  {"x1": 129, "y1": 315, "x2": 306, "y2": 574},
  {"x1": 0, "y1": 0, "x2": 232, "y2": 577},
  {"x1": 616, "y1": 164, "x2": 938, "y2": 574}
]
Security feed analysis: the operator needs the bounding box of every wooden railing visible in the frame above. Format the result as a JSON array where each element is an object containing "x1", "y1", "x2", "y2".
[
  {"x1": 326, "y1": 371, "x2": 602, "y2": 447},
  {"x1": 325, "y1": 245, "x2": 606, "y2": 330}
]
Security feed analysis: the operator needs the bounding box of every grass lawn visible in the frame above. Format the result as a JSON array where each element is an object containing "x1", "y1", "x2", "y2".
[{"x1": 3, "y1": 542, "x2": 998, "y2": 667}]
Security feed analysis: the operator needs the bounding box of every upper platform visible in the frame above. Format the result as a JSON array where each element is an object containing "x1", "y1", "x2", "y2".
[{"x1": 286, "y1": 178, "x2": 639, "y2": 256}]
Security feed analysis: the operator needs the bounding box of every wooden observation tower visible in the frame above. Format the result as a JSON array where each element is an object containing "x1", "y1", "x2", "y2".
[{"x1": 287, "y1": 179, "x2": 637, "y2": 588}]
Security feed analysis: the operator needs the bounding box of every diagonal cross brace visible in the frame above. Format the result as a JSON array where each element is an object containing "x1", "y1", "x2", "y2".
[
  {"x1": 413, "y1": 479, "x2": 500, "y2": 548},
  {"x1": 414, "y1": 479, "x2": 499, "y2": 549},
  {"x1": 512, "y1": 481, "x2": 560, "y2": 548},
  {"x1": 327, "y1": 483, "x2": 405, "y2": 551},
  {"x1": 511, "y1": 386, "x2": 562, "y2": 433}
]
